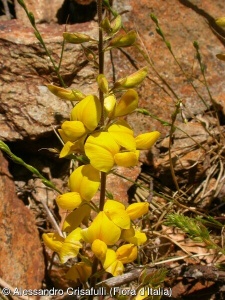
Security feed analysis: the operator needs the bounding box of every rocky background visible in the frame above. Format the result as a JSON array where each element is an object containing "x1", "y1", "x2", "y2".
[{"x1": 0, "y1": 0, "x2": 225, "y2": 297}]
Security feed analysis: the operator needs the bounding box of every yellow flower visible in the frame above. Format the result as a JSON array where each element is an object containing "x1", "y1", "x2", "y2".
[
  {"x1": 71, "y1": 94, "x2": 101, "y2": 131},
  {"x1": 61, "y1": 120, "x2": 87, "y2": 142},
  {"x1": 42, "y1": 229, "x2": 83, "y2": 263},
  {"x1": 85, "y1": 130, "x2": 139, "y2": 173},
  {"x1": 56, "y1": 192, "x2": 82, "y2": 210},
  {"x1": 42, "y1": 232, "x2": 64, "y2": 253},
  {"x1": 101, "y1": 244, "x2": 137, "y2": 276},
  {"x1": 126, "y1": 202, "x2": 149, "y2": 220},
  {"x1": 69, "y1": 164, "x2": 100, "y2": 201},
  {"x1": 59, "y1": 228, "x2": 83, "y2": 263},
  {"x1": 81, "y1": 211, "x2": 121, "y2": 245},
  {"x1": 135, "y1": 131, "x2": 160, "y2": 150},
  {"x1": 103, "y1": 199, "x2": 130, "y2": 229},
  {"x1": 66, "y1": 262, "x2": 92, "y2": 283}
]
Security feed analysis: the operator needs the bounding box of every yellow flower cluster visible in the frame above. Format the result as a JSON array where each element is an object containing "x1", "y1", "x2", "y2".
[{"x1": 44, "y1": 70, "x2": 160, "y2": 281}]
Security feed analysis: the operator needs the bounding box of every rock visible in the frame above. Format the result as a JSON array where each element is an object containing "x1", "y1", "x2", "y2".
[
  {"x1": 0, "y1": 151, "x2": 45, "y2": 289},
  {"x1": 0, "y1": 19, "x2": 98, "y2": 141},
  {"x1": 15, "y1": 0, "x2": 63, "y2": 24}
]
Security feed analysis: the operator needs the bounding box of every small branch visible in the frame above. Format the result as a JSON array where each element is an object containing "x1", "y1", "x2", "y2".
[{"x1": 2, "y1": 0, "x2": 11, "y2": 20}]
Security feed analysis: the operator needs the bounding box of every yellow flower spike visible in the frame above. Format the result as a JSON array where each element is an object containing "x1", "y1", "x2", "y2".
[
  {"x1": 47, "y1": 84, "x2": 86, "y2": 101},
  {"x1": 108, "y1": 120, "x2": 136, "y2": 151},
  {"x1": 69, "y1": 164, "x2": 100, "y2": 201},
  {"x1": 114, "y1": 150, "x2": 139, "y2": 168},
  {"x1": 215, "y1": 17, "x2": 225, "y2": 27},
  {"x1": 59, "y1": 228, "x2": 83, "y2": 263},
  {"x1": 56, "y1": 192, "x2": 82, "y2": 210},
  {"x1": 104, "y1": 94, "x2": 116, "y2": 117},
  {"x1": 61, "y1": 121, "x2": 87, "y2": 142},
  {"x1": 113, "y1": 67, "x2": 148, "y2": 90},
  {"x1": 71, "y1": 95, "x2": 101, "y2": 131},
  {"x1": 112, "y1": 89, "x2": 139, "y2": 118},
  {"x1": 135, "y1": 131, "x2": 160, "y2": 150},
  {"x1": 63, "y1": 202, "x2": 91, "y2": 233},
  {"x1": 85, "y1": 132, "x2": 120, "y2": 172},
  {"x1": 91, "y1": 239, "x2": 108, "y2": 261},
  {"x1": 103, "y1": 199, "x2": 130, "y2": 229},
  {"x1": 66, "y1": 262, "x2": 92, "y2": 283},
  {"x1": 121, "y1": 227, "x2": 147, "y2": 246},
  {"x1": 103, "y1": 249, "x2": 124, "y2": 276},
  {"x1": 81, "y1": 211, "x2": 121, "y2": 245},
  {"x1": 97, "y1": 74, "x2": 109, "y2": 94},
  {"x1": 116, "y1": 244, "x2": 137, "y2": 263},
  {"x1": 126, "y1": 202, "x2": 149, "y2": 220},
  {"x1": 42, "y1": 232, "x2": 64, "y2": 253}
]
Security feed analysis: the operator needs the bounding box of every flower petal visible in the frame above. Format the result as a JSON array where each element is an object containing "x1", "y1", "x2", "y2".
[
  {"x1": 61, "y1": 121, "x2": 87, "y2": 141},
  {"x1": 91, "y1": 239, "x2": 108, "y2": 261},
  {"x1": 108, "y1": 120, "x2": 136, "y2": 151},
  {"x1": 71, "y1": 95, "x2": 101, "y2": 131},
  {"x1": 63, "y1": 202, "x2": 91, "y2": 233},
  {"x1": 56, "y1": 192, "x2": 82, "y2": 210},
  {"x1": 85, "y1": 132, "x2": 120, "y2": 172},
  {"x1": 114, "y1": 151, "x2": 139, "y2": 167},
  {"x1": 116, "y1": 244, "x2": 137, "y2": 263},
  {"x1": 59, "y1": 228, "x2": 83, "y2": 263},
  {"x1": 81, "y1": 211, "x2": 121, "y2": 245},
  {"x1": 113, "y1": 89, "x2": 138, "y2": 117},
  {"x1": 69, "y1": 164, "x2": 100, "y2": 201},
  {"x1": 103, "y1": 249, "x2": 124, "y2": 276},
  {"x1": 126, "y1": 202, "x2": 149, "y2": 220},
  {"x1": 104, "y1": 199, "x2": 130, "y2": 229},
  {"x1": 42, "y1": 232, "x2": 64, "y2": 253},
  {"x1": 122, "y1": 227, "x2": 147, "y2": 246},
  {"x1": 135, "y1": 131, "x2": 160, "y2": 150}
]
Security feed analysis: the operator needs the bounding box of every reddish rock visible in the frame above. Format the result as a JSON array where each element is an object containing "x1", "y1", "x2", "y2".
[{"x1": 0, "y1": 151, "x2": 44, "y2": 289}]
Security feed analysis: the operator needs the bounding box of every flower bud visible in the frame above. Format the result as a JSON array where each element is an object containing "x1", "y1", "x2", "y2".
[
  {"x1": 216, "y1": 17, "x2": 225, "y2": 27},
  {"x1": 105, "y1": 30, "x2": 137, "y2": 50},
  {"x1": 112, "y1": 89, "x2": 138, "y2": 118},
  {"x1": 97, "y1": 74, "x2": 109, "y2": 94},
  {"x1": 63, "y1": 32, "x2": 93, "y2": 44},
  {"x1": 113, "y1": 67, "x2": 148, "y2": 90},
  {"x1": 47, "y1": 84, "x2": 86, "y2": 101},
  {"x1": 135, "y1": 131, "x2": 160, "y2": 150},
  {"x1": 126, "y1": 202, "x2": 149, "y2": 220},
  {"x1": 216, "y1": 53, "x2": 225, "y2": 61}
]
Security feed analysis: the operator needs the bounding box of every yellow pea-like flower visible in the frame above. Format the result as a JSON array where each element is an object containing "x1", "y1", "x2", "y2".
[
  {"x1": 85, "y1": 132, "x2": 120, "y2": 172},
  {"x1": 56, "y1": 192, "x2": 82, "y2": 210},
  {"x1": 126, "y1": 202, "x2": 149, "y2": 220},
  {"x1": 71, "y1": 95, "x2": 101, "y2": 131},
  {"x1": 42, "y1": 232, "x2": 64, "y2": 253},
  {"x1": 116, "y1": 244, "x2": 137, "y2": 263},
  {"x1": 135, "y1": 131, "x2": 160, "y2": 150},
  {"x1": 59, "y1": 228, "x2": 83, "y2": 263},
  {"x1": 61, "y1": 120, "x2": 87, "y2": 142},
  {"x1": 81, "y1": 211, "x2": 121, "y2": 245},
  {"x1": 69, "y1": 164, "x2": 100, "y2": 201}
]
